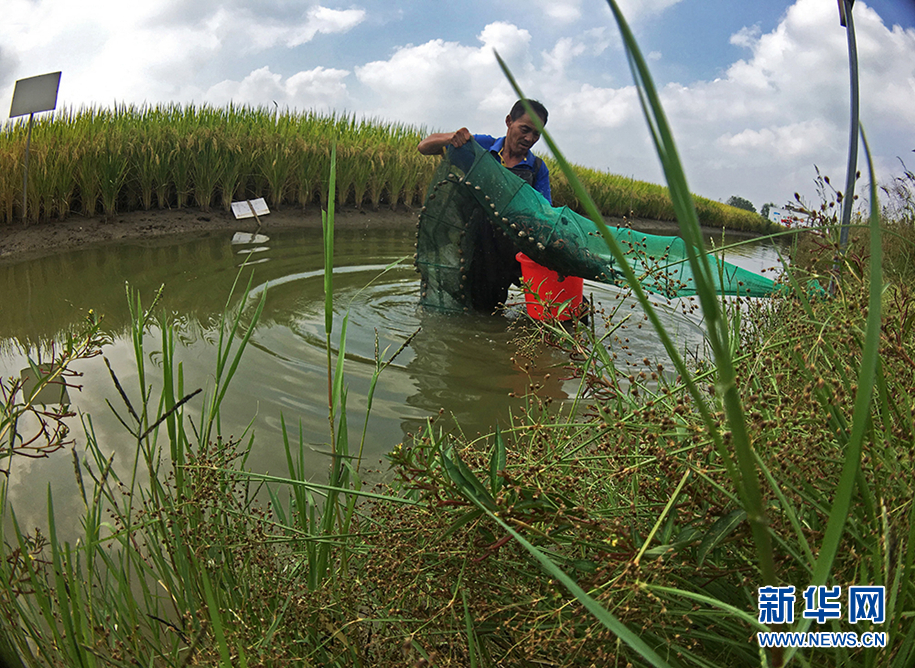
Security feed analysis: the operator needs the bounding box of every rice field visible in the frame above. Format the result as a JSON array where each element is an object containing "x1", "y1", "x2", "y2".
[
  {"x1": 0, "y1": 104, "x2": 434, "y2": 223},
  {"x1": 0, "y1": 103, "x2": 769, "y2": 232}
]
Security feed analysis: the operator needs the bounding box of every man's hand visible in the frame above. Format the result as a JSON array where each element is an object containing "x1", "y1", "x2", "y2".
[
  {"x1": 418, "y1": 128, "x2": 472, "y2": 155},
  {"x1": 449, "y1": 127, "x2": 471, "y2": 148}
]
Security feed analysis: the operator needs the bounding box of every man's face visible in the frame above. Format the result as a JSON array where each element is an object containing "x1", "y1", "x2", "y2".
[{"x1": 504, "y1": 112, "x2": 542, "y2": 156}]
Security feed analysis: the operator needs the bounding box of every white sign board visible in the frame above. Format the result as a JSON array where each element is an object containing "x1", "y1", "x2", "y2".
[
  {"x1": 231, "y1": 198, "x2": 270, "y2": 220},
  {"x1": 10, "y1": 72, "x2": 62, "y2": 118}
]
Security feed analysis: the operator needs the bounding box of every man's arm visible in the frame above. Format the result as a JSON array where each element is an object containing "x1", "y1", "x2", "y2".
[{"x1": 417, "y1": 128, "x2": 472, "y2": 155}]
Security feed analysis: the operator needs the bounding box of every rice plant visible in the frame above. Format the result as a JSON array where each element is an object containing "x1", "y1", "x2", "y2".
[{"x1": 0, "y1": 102, "x2": 768, "y2": 231}]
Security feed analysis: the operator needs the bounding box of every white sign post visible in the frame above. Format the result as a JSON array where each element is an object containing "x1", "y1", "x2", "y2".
[
  {"x1": 9, "y1": 71, "x2": 62, "y2": 225},
  {"x1": 231, "y1": 197, "x2": 270, "y2": 230}
]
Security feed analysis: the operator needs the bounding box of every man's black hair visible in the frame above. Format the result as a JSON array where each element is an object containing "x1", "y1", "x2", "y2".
[{"x1": 509, "y1": 99, "x2": 548, "y2": 126}]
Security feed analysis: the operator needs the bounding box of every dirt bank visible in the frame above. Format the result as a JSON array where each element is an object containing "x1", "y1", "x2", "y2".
[
  {"x1": 0, "y1": 206, "x2": 756, "y2": 266},
  {"x1": 0, "y1": 206, "x2": 419, "y2": 265}
]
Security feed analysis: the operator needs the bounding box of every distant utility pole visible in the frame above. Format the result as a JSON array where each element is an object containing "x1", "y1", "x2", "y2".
[{"x1": 9, "y1": 71, "x2": 62, "y2": 225}]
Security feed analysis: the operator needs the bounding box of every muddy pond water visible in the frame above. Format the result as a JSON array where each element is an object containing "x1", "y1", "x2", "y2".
[{"x1": 0, "y1": 220, "x2": 783, "y2": 536}]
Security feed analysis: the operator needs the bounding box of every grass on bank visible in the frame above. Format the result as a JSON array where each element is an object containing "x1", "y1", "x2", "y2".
[{"x1": 0, "y1": 103, "x2": 769, "y2": 233}]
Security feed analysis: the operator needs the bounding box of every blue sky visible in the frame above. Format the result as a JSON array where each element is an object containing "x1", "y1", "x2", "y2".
[{"x1": 3, "y1": 0, "x2": 913, "y2": 212}]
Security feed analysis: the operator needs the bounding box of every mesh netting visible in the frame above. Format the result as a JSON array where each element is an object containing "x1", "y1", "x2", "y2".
[{"x1": 416, "y1": 139, "x2": 776, "y2": 313}]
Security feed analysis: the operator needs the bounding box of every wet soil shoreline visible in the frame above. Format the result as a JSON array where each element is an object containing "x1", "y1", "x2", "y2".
[{"x1": 0, "y1": 206, "x2": 757, "y2": 266}]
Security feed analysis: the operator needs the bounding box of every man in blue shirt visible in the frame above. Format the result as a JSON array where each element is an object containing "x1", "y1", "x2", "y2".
[
  {"x1": 418, "y1": 99, "x2": 551, "y2": 203},
  {"x1": 417, "y1": 100, "x2": 551, "y2": 311}
]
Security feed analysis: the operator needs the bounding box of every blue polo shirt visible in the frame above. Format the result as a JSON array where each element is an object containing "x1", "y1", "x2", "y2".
[{"x1": 473, "y1": 134, "x2": 552, "y2": 204}]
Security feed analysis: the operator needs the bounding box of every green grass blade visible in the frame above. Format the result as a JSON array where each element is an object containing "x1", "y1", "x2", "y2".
[
  {"x1": 324, "y1": 145, "x2": 337, "y2": 340},
  {"x1": 696, "y1": 508, "x2": 747, "y2": 567},
  {"x1": 634, "y1": 468, "x2": 690, "y2": 566},
  {"x1": 489, "y1": 424, "x2": 506, "y2": 496},
  {"x1": 440, "y1": 446, "x2": 498, "y2": 512},
  {"x1": 199, "y1": 564, "x2": 238, "y2": 667}
]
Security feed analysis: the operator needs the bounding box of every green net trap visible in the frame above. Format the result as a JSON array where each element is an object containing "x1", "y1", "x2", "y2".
[{"x1": 415, "y1": 139, "x2": 777, "y2": 313}]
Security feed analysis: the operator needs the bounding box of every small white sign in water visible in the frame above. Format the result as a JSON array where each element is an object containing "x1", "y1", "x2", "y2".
[
  {"x1": 232, "y1": 232, "x2": 270, "y2": 245},
  {"x1": 231, "y1": 197, "x2": 269, "y2": 220},
  {"x1": 20, "y1": 366, "x2": 70, "y2": 406}
]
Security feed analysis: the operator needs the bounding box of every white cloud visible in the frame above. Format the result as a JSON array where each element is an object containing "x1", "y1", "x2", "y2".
[
  {"x1": 730, "y1": 25, "x2": 762, "y2": 49},
  {"x1": 584, "y1": 27, "x2": 614, "y2": 55},
  {"x1": 542, "y1": 38, "x2": 587, "y2": 75},
  {"x1": 478, "y1": 21, "x2": 533, "y2": 61},
  {"x1": 0, "y1": 1, "x2": 364, "y2": 110},
  {"x1": 534, "y1": 0, "x2": 582, "y2": 24},
  {"x1": 716, "y1": 120, "x2": 834, "y2": 159},
  {"x1": 204, "y1": 65, "x2": 350, "y2": 109},
  {"x1": 614, "y1": 0, "x2": 685, "y2": 23},
  {"x1": 287, "y1": 6, "x2": 366, "y2": 48},
  {"x1": 531, "y1": 0, "x2": 683, "y2": 27},
  {"x1": 356, "y1": 39, "x2": 478, "y2": 96},
  {"x1": 354, "y1": 23, "x2": 537, "y2": 129},
  {"x1": 183, "y1": 5, "x2": 365, "y2": 53},
  {"x1": 648, "y1": 0, "x2": 915, "y2": 205},
  {"x1": 559, "y1": 84, "x2": 639, "y2": 129}
]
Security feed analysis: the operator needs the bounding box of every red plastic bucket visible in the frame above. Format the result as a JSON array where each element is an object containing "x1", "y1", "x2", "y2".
[{"x1": 516, "y1": 253, "x2": 583, "y2": 321}]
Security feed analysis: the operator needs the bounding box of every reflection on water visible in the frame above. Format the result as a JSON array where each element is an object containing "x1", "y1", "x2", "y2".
[{"x1": 0, "y1": 221, "x2": 783, "y2": 536}]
